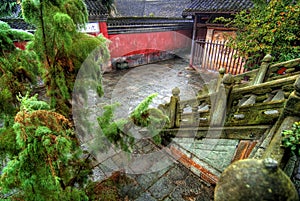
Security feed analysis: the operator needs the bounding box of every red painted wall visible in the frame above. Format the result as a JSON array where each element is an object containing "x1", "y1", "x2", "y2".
[
  {"x1": 108, "y1": 30, "x2": 192, "y2": 58},
  {"x1": 13, "y1": 41, "x2": 27, "y2": 50},
  {"x1": 99, "y1": 22, "x2": 108, "y2": 38}
]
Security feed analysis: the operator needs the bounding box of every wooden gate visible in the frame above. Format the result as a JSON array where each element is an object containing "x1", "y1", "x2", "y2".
[{"x1": 191, "y1": 40, "x2": 246, "y2": 75}]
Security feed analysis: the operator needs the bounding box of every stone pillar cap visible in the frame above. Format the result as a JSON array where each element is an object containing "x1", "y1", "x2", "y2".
[{"x1": 214, "y1": 158, "x2": 299, "y2": 201}]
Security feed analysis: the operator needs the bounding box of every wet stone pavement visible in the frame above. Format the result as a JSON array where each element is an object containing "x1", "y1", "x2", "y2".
[
  {"x1": 100, "y1": 57, "x2": 218, "y2": 110},
  {"x1": 87, "y1": 57, "x2": 218, "y2": 200},
  {"x1": 92, "y1": 139, "x2": 215, "y2": 201}
]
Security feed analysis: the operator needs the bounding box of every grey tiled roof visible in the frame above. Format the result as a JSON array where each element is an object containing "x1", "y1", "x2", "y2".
[
  {"x1": 0, "y1": 17, "x2": 35, "y2": 31},
  {"x1": 115, "y1": 0, "x2": 192, "y2": 18},
  {"x1": 84, "y1": 0, "x2": 108, "y2": 20},
  {"x1": 182, "y1": 0, "x2": 254, "y2": 16}
]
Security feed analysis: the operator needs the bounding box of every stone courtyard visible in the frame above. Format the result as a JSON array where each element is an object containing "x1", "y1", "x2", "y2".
[
  {"x1": 73, "y1": 55, "x2": 300, "y2": 200},
  {"x1": 82, "y1": 56, "x2": 220, "y2": 200}
]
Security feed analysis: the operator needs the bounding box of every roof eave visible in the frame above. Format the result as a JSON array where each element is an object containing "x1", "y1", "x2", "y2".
[
  {"x1": 182, "y1": 10, "x2": 240, "y2": 16},
  {"x1": 88, "y1": 14, "x2": 108, "y2": 22}
]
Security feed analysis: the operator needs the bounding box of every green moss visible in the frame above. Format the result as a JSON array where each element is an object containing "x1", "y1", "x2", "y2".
[{"x1": 215, "y1": 158, "x2": 298, "y2": 201}]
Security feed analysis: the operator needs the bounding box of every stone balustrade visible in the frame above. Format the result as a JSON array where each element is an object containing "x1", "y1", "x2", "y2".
[{"x1": 159, "y1": 55, "x2": 300, "y2": 130}]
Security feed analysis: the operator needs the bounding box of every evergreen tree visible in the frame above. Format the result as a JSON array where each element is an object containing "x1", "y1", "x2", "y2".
[
  {"x1": 0, "y1": 94, "x2": 91, "y2": 200},
  {"x1": 0, "y1": 20, "x2": 39, "y2": 128},
  {"x1": 21, "y1": 0, "x2": 110, "y2": 116},
  {"x1": 227, "y1": 0, "x2": 300, "y2": 69}
]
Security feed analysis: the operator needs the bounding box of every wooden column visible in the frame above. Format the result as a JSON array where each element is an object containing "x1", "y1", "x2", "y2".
[
  {"x1": 99, "y1": 21, "x2": 108, "y2": 38},
  {"x1": 189, "y1": 15, "x2": 197, "y2": 68}
]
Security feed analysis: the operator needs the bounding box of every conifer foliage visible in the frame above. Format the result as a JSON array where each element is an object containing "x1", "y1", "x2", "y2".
[
  {"x1": 1, "y1": 0, "x2": 110, "y2": 199},
  {"x1": 21, "y1": 0, "x2": 110, "y2": 116},
  {"x1": 1, "y1": 94, "x2": 91, "y2": 200},
  {"x1": 0, "y1": 21, "x2": 39, "y2": 127}
]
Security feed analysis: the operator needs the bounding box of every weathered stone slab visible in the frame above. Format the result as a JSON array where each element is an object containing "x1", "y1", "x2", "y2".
[
  {"x1": 148, "y1": 176, "x2": 176, "y2": 199},
  {"x1": 163, "y1": 125, "x2": 270, "y2": 140},
  {"x1": 135, "y1": 193, "x2": 156, "y2": 201},
  {"x1": 172, "y1": 138, "x2": 239, "y2": 173}
]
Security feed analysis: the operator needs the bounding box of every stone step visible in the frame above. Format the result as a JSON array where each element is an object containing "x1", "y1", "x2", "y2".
[{"x1": 170, "y1": 138, "x2": 239, "y2": 175}]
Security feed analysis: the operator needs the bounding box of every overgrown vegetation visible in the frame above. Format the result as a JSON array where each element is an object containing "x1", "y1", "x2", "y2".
[
  {"x1": 226, "y1": 0, "x2": 300, "y2": 69},
  {"x1": 0, "y1": 0, "x2": 112, "y2": 200},
  {"x1": 0, "y1": 20, "x2": 40, "y2": 128},
  {"x1": 96, "y1": 94, "x2": 169, "y2": 153},
  {"x1": 0, "y1": 4, "x2": 168, "y2": 198},
  {"x1": 130, "y1": 93, "x2": 169, "y2": 144},
  {"x1": 97, "y1": 103, "x2": 135, "y2": 153},
  {"x1": 0, "y1": 94, "x2": 92, "y2": 200},
  {"x1": 85, "y1": 171, "x2": 134, "y2": 201},
  {"x1": 282, "y1": 121, "x2": 300, "y2": 156}
]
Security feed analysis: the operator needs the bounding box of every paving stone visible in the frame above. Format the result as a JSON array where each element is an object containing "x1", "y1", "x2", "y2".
[
  {"x1": 91, "y1": 166, "x2": 107, "y2": 182},
  {"x1": 167, "y1": 164, "x2": 190, "y2": 181},
  {"x1": 135, "y1": 174, "x2": 157, "y2": 190},
  {"x1": 89, "y1": 58, "x2": 220, "y2": 200},
  {"x1": 128, "y1": 151, "x2": 174, "y2": 175},
  {"x1": 169, "y1": 188, "x2": 186, "y2": 201},
  {"x1": 170, "y1": 143, "x2": 193, "y2": 158},
  {"x1": 135, "y1": 193, "x2": 156, "y2": 201},
  {"x1": 148, "y1": 176, "x2": 176, "y2": 199},
  {"x1": 119, "y1": 182, "x2": 144, "y2": 200}
]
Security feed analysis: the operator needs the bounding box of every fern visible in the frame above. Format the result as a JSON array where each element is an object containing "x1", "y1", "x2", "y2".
[
  {"x1": 17, "y1": 92, "x2": 50, "y2": 112},
  {"x1": 97, "y1": 103, "x2": 134, "y2": 152},
  {"x1": 130, "y1": 94, "x2": 169, "y2": 144},
  {"x1": 130, "y1": 93, "x2": 158, "y2": 126}
]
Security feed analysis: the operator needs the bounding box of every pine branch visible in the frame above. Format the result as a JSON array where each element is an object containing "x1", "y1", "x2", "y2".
[
  {"x1": 39, "y1": 0, "x2": 51, "y2": 68},
  {"x1": 66, "y1": 153, "x2": 91, "y2": 187}
]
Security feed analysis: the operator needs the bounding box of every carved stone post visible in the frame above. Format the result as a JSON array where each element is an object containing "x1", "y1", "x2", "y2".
[
  {"x1": 284, "y1": 76, "x2": 300, "y2": 117},
  {"x1": 217, "y1": 67, "x2": 226, "y2": 92},
  {"x1": 169, "y1": 87, "x2": 180, "y2": 128},
  {"x1": 191, "y1": 101, "x2": 199, "y2": 126},
  {"x1": 253, "y1": 54, "x2": 273, "y2": 85},
  {"x1": 210, "y1": 73, "x2": 234, "y2": 127}
]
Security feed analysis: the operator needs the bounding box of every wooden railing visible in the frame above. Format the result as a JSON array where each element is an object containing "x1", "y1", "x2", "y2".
[{"x1": 191, "y1": 40, "x2": 246, "y2": 75}]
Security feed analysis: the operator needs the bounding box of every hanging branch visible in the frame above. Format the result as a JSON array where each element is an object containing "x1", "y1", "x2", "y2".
[{"x1": 39, "y1": 0, "x2": 51, "y2": 69}]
